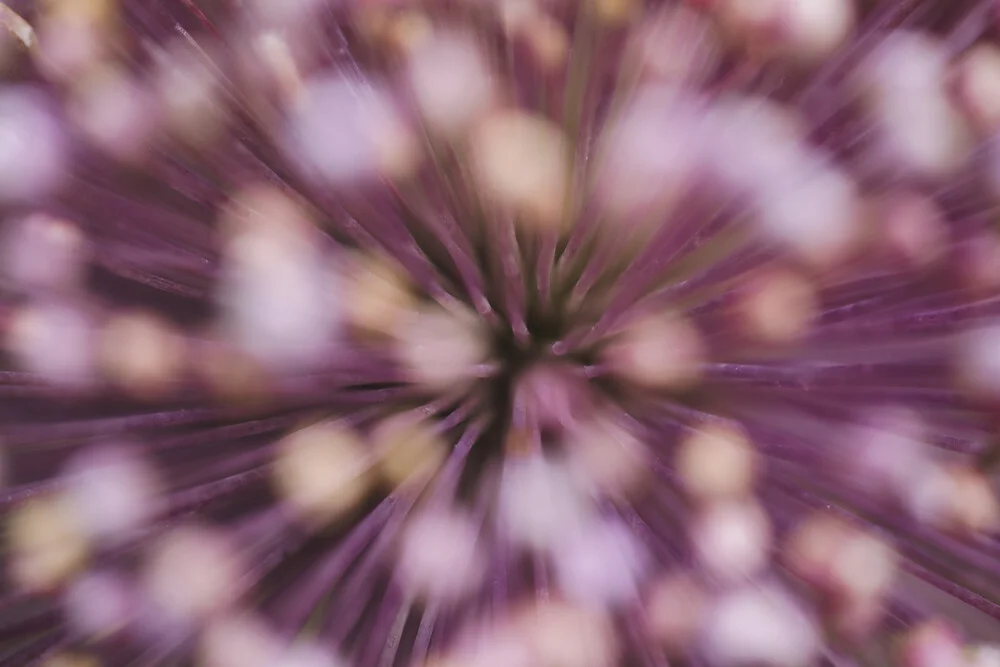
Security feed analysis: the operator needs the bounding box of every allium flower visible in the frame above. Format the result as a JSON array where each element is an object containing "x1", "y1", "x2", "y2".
[{"x1": 4, "y1": 0, "x2": 1000, "y2": 666}]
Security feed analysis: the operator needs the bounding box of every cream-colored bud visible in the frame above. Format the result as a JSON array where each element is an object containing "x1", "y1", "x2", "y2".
[
  {"x1": 8, "y1": 493, "x2": 89, "y2": 592},
  {"x1": 272, "y1": 422, "x2": 373, "y2": 528},
  {"x1": 100, "y1": 311, "x2": 186, "y2": 400},
  {"x1": 344, "y1": 252, "x2": 417, "y2": 340},
  {"x1": 734, "y1": 267, "x2": 817, "y2": 345},
  {"x1": 199, "y1": 613, "x2": 283, "y2": 667},
  {"x1": 514, "y1": 600, "x2": 619, "y2": 667},
  {"x1": 602, "y1": 311, "x2": 705, "y2": 391},
  {"x1": 469, "y1": 110, "x2": 570, "y2": 232},
  {"x1": 142, "y1": 525, "x2": 244, "y2": 623},
  {"x1": 568, "y1": 417, "x2": 649, "y2": 499},
  {"x1": 677, "y1": 421, "x2": 757, "y2": 502},
  {"x1": 775, "y1": 0, "x2": 854, "y2": 63},
  {"x1": 372, "y1": 413, "x2": 448, "y2": 487},
  {"x1": 154, "y1": 40, "x2": 228, "y2": 147}
]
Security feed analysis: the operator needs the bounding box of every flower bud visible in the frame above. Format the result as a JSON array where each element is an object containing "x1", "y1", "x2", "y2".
[
  {"x1": 272, "y1": 422, "x2": 374, "y2": 528},
  {"x1": 566, "y1": 415, "x2": 649, "y2": 499},
  {"x1": 287, "y1": 74, "x2": 419, "y2": 184},
  {"x1": 100, "y1": 311, "x2": 187, "y2": 400},
  {"x1": 953, "y1": 43, "x2": 1000, "y2": 136},
  {"x1": 60, "y1": 443, "x2": 163, "y2": 545},
  {"x1": 552, "y1": 517, "x2": 649, "y2": 608},
  {"x1": 406, "y1": 31, "x2": 496, "y2": 137},
  {"x1": 691, "y1": 499, "x2": 772, "y2": 582},
  {"x1": 701, "y1": 582, "x2": 820, "y2": 667},
  {"x1": 497, "y1": 453, "x2": 591, "y2": 553},
  {"x1": 676, "y1": 421, "x2": 757, "y2": 503},
  {"x1": 0, "y1": 88, "x2": 68, "y2": 203},
  {"x1": 645, "y1": 572, "x2": 707, "y2": 655},
  {"x1": 63, "y1": 571, "x2": 135, "y2": 639},
  {"x1": 469, "y1": 110, "x2": 570, "y2": 232},
  {"x1": 0, "y1": 213, "x2": 87, "y2": 293},
  {"x1": 395, "y1": 508, "x2": 485, "y2": 602},
  {"x1": 899, "y1": 620, "x2": 966, "y2": 667},
  {"x1": 142, "y1": 524, "x2": 245, "y2": 624},
  {"x1": 858, "y1": 31, "x2": 972, "y2": 179},
  {"x1": 373, "y1": 413, "x2": 448, "y2": 488},
  {"x1": 344, "y1": 252, "x2": 417, "y2": 340},
  {"x1": 395, "y1": 303, "x2": 490, "y2": 390},
  {"x1": 7, "y1": 301, "x2": 97, "y2": 388},
  {"x1": 732, "y1": 266, "x2": 817, "y2": 345},
  {"x1": 514, "y1": 600, "x2": 619, "y2": 667},
  {"x1": 8, "y1": 493, "x2": 90, "y2": 592},
  {"x1": 199, "y1": 613, "x2": 283, "y2": 667},
  {"x1": 602, "y1": 311, "x2": 705, "y2": 391}
]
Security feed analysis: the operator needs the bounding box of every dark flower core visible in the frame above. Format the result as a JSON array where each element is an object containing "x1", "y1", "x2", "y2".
[{"x1": 2, "y1": 0, "x2": 1000, "y2": 667}]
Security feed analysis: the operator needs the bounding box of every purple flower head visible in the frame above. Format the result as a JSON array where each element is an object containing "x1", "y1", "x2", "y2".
[{"x1": 1, "y1": 0, "x2": 1000, "y2": 666}]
